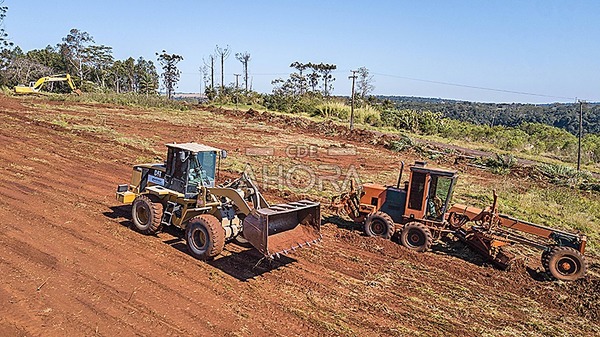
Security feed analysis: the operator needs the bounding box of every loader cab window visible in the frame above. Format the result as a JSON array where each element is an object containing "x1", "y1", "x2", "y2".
[
  {"x1": 426, "y1": 175, "x2": 453, "y2": 220},
  {"x1": 166, "y1": 148, "x2": 187, "y2": 181},
  {"x1": 408, "y1": 172, "x2": 426, "y2": 211},
  {"x1": 164, "y1": 148, "x2": 189, "y2": 194},
  {"x1": 188, "y1": 151, "x2": 217, "y2": 189}
]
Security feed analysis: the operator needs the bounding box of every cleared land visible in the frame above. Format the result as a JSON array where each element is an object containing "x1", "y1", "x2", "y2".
[{"x1": 0, "y1": 95, "x2": 598, "y2": 337}]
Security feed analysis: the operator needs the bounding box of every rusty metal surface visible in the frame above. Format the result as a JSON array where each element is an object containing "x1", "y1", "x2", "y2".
[{"x1": 243, "y1": 200, "x2": 321, "y2": 258}]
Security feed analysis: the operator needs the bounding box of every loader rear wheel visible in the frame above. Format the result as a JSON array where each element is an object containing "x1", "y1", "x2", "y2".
[
  {"x1": 543, "y1": 246, "x2": 587, "y2": 281},
  {"x1": 131, "y1": 195, "x2": 163, "y2": 235},
  {"x1": 185, "y1": 214, "x2": 225, "y2": 260},
  {"x1": 400, "y1": 222, "x2": 433, "y2": 252},
  {"x1": 364, "y1": 211, "x2": 395, "y2": 239}
]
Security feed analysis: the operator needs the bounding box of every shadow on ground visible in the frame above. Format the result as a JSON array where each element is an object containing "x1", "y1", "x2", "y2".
[
  {"x1": 103, "y1": 205, "x2": 297, "y2": 281},
  {"x1": 322, "y1": 214, "x2": 552, "y2": 280}
]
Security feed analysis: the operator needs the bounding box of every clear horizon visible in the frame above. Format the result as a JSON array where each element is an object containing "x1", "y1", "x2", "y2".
[{"x1": 6, "y1": 1, "x2": 600, "y2": 104}]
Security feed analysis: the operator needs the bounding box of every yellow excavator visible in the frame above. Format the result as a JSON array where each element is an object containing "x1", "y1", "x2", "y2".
[{"x1": 14, "y1": 74, "x2": 82, "y2": 95}]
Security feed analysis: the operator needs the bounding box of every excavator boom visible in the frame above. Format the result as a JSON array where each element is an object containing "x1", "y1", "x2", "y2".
[{"x1": 14, "y1": 74, "x2": 81, "y2": 95}]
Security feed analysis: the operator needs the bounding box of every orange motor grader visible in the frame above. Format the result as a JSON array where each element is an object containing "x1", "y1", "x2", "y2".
[{"x1": 332, "y1": 161, "x2": 588, "y2": 281}]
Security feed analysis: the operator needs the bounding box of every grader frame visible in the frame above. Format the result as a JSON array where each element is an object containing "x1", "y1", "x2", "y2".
[{"x1": 333, "y1": 161, "x2": 588, "y2": 281}]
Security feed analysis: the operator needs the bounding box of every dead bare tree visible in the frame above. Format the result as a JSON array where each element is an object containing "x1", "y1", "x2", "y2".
[
  {"x1": 235, "y1": 51, "x2": 251, "y2": 92},
  {"x1": 214, "y1": 45, "x2": 230, "y2": 93},
  {"x1": 202, "y1": 55, "x2": 215, "y2": 91},
  {"x1": 356, "y1": 66, "x2": 374, "y2": 99}
]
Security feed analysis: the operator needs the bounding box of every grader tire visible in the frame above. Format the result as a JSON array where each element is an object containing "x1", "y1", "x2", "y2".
[
  {"x1": 542, "y1": 246, "x2": 587, "y2": 281},
  {"x1": 131, "y1": 195, "x2": 163, "y2": 235},
  {"x1": 364, "y1": 211, "x2": 395, "y2": 239},
  {"x1": 400, "y1": 222, "x2": 433, "y2": 252},
  {"x1": 185, "y1": 214, "x2": 225, "y2": 260}
]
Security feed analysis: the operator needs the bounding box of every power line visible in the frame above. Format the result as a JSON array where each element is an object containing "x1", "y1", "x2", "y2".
[{"x1": 371, "y1": 71, "x2": 578, "y2": 101}]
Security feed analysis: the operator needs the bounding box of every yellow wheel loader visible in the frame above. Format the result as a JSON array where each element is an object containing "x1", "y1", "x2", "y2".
[
  {"x1": 116, "y1": 143, "x2": 321, "y2": 260},
  {"x1": 14, "y1": 73, "x2": 82, "y2": 95}
]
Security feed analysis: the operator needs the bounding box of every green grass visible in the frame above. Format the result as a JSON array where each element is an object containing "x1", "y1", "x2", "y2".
[
  {"x1": 25, "y1": 93, "x2": 600, "y2": 258},
  {"x1": 452, "y1": 176, "x2": 600, "y2": 257},
  {"x1": 45, "y1": 91, "x2": 191, "y2": 111}
]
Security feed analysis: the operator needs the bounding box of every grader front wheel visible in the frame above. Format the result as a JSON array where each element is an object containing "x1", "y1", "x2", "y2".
[
  {"x1": 185, "y1": 214, "x2": 225, "y2": 260},
  {"x1": 543, "y1": 246, "x2": 587, "y2": 281},
  {"x1": 364, "y1": 211, "x2": 395, "y2": 239},
  {"x1": 131, "y1": 195, "x2": 163, "y2": 235},
  {"x1": 400, "y1": 222, "x2": 433, "y2": 252}
]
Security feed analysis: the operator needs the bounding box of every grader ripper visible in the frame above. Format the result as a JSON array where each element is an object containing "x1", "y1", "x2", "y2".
[
  {"x1": 332, "y1": 161, "x2": 588, "y2": 281},
  {"x1": 116, "y1": 143, "x2": 321, "y2": 260}
]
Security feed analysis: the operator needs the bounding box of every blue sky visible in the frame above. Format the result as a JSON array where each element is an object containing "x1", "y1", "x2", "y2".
[{"x1": 6, "y1": 1, "x2": 600, "y2": 103}]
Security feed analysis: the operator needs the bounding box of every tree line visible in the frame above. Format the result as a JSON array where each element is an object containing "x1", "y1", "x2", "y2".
[
  {"x1": 384, "y1": 96, "x2": 600, "y2": 136},
  {"x1": 0, "y1": 29, "x2": 161, "y2": 95}
]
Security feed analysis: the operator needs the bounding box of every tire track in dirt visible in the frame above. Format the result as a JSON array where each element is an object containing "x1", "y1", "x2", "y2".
[{"x1": 1, "y1": 96, "x2": 599, "y2": 337}]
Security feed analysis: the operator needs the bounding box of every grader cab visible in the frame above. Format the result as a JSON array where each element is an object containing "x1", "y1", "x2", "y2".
[
  {"x1": 333, "y1": 161, "x2": 588, "y2": 281},
  {"x1": 116, "y1": 143, "x2": 321, "y2": 260},
  {"x1": 333, "y1": 161, "x2": 458, "y2": 251}
]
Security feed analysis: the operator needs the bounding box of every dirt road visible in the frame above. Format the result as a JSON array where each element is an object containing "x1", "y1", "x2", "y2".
[{"x1": 0, "y1": 95, "x2": 598, "y2": 337}]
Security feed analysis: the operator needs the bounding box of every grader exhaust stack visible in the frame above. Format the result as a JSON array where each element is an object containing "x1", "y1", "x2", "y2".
[{"x1": 243, "y1": 200, "x2": 321, "y2": 258}]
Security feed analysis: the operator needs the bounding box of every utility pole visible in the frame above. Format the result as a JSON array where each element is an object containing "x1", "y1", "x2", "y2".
[
  {"x1": 234, "y1": 74, "x2": 241, "y2": 110},
  {"x1": 348, "y1": 70, "x2": 357, "y2": 131},
  {"x1": 234, "y1": 74, "x2": 240, "y2": 89},
  {"x1": 577, "y1": 100, "x2": 585, "y2": 171},
  {"x1": 210, "y1": 56, "x2": 214, "y2": 92},
  {"x1": 198, "y1": 66, "x2": 203, "y2": 97}
]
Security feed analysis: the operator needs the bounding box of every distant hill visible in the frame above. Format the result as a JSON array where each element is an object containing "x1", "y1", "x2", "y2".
[{"x1": 377, "y1": 96, "x2": 600, "y2": 135}]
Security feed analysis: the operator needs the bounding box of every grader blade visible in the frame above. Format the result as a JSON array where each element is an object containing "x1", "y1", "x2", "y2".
[
  {"x1": 455, "y1": 227, "x2": 515, "y2": 270},
  {"x1": 243, "y1": 200, "x2": 321, "y2": 258}
]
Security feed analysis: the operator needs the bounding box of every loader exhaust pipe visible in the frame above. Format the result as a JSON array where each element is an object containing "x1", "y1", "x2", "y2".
[{"x1": 242, "y1": 200, "x2": 321, "y2": 258}]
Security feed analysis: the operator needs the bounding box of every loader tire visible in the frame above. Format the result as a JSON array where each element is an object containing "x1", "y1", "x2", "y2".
[
  {"x1": 364, "y1": 211, "x2": 395, "y2": 239},
  {"x1": 543, "y1": 246, "x2": 587, "y2": 281},
  {"x1": 131, "y1": 195, "x2": 163, "y2": 235},
  {"x1": 185, "y1": 214, "x2": 225, "y2": 260},
  {"x1": 400, "y1": 222, "x2": 433, "y2": 252}
]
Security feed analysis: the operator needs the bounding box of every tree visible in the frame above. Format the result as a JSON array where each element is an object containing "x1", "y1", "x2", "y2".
[
  {"x1": 122, "y1": 57, "x2": 136, "y2": 92},
  {"x1": 306, "y1": 63, "x2": 320, "y2": 93},
  {"x1": 26, "y1": 45, "x2": 67, "y2": 73},
  {"x1": 3, "y1": 52, "x2": 53, "y2": 87},
  {"x1": 356, "y1": 66, "x2": 374, "y2": 99},
  {"x1": 0, "y1": 1, "x2": 12, "y2": 48},
  {"x1": 235, "y1": 51, "x2": 251, "y2": 92},
  {"x1": 203, "y1": 54, "x2": 216, "y2": 97},
  {"x1": 316, "y1": 63, "x2": 336, "y2": 97},
  {"x1": 290, "y1": 61, "x2": 308, "y2": 95},
  {"x1": 214, "y1": 45, "x2": 230, "y2": 93},
  {"x1": 87, "y1": 45, "x2": 113, "y2": 88},
  {"x1": 60, "y1": 29, "x2": 95, "y2": 83},
  {"x1": 135, "y1": 57, "x2": 158, "y2": 95},
  {"x1": 109, "y1": 60, "x2": 126, "y2": 93},
  {"x1": 155, "y1": 50, "x2": 183, "y2": 99}
]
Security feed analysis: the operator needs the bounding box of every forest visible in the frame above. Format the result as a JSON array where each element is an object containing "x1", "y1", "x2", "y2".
[{"x1": 384, "y1": 96, "x2": 600, "y2": 135}]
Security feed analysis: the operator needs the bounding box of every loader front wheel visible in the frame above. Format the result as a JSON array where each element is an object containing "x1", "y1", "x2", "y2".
[
  {"x1": 543, "y1": 246, "x2": 587, "y2": 281},
  {"x1": 185, "y1": 214, "x2": 225, "y2": 260},
  {"x1": 364, "y1": 211, "x2": 395, "y2": 239},
  {"x1": 400, "y1": 222, "x2": 432, "y2": 252},
  {"x1": 131, "y1": 195, "x2": 163, "y2": 235}
]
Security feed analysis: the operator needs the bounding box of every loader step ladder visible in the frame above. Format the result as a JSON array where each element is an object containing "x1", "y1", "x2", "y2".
[{"x1": 162, "y1": 201, "x2": 178, "y2": 226}]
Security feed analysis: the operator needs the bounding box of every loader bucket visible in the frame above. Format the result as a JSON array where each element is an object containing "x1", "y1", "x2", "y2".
[{"x1": 242, "y1": 200, "x2": 321, "y2": 258}]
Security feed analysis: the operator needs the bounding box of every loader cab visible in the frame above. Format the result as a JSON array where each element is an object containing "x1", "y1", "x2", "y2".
[
  {"x1": 164, "y1": 143, "x2": 223, "y2": 198},
  {"x1": 404, "y1": 161, "x2": 457, "y2": 221}
]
